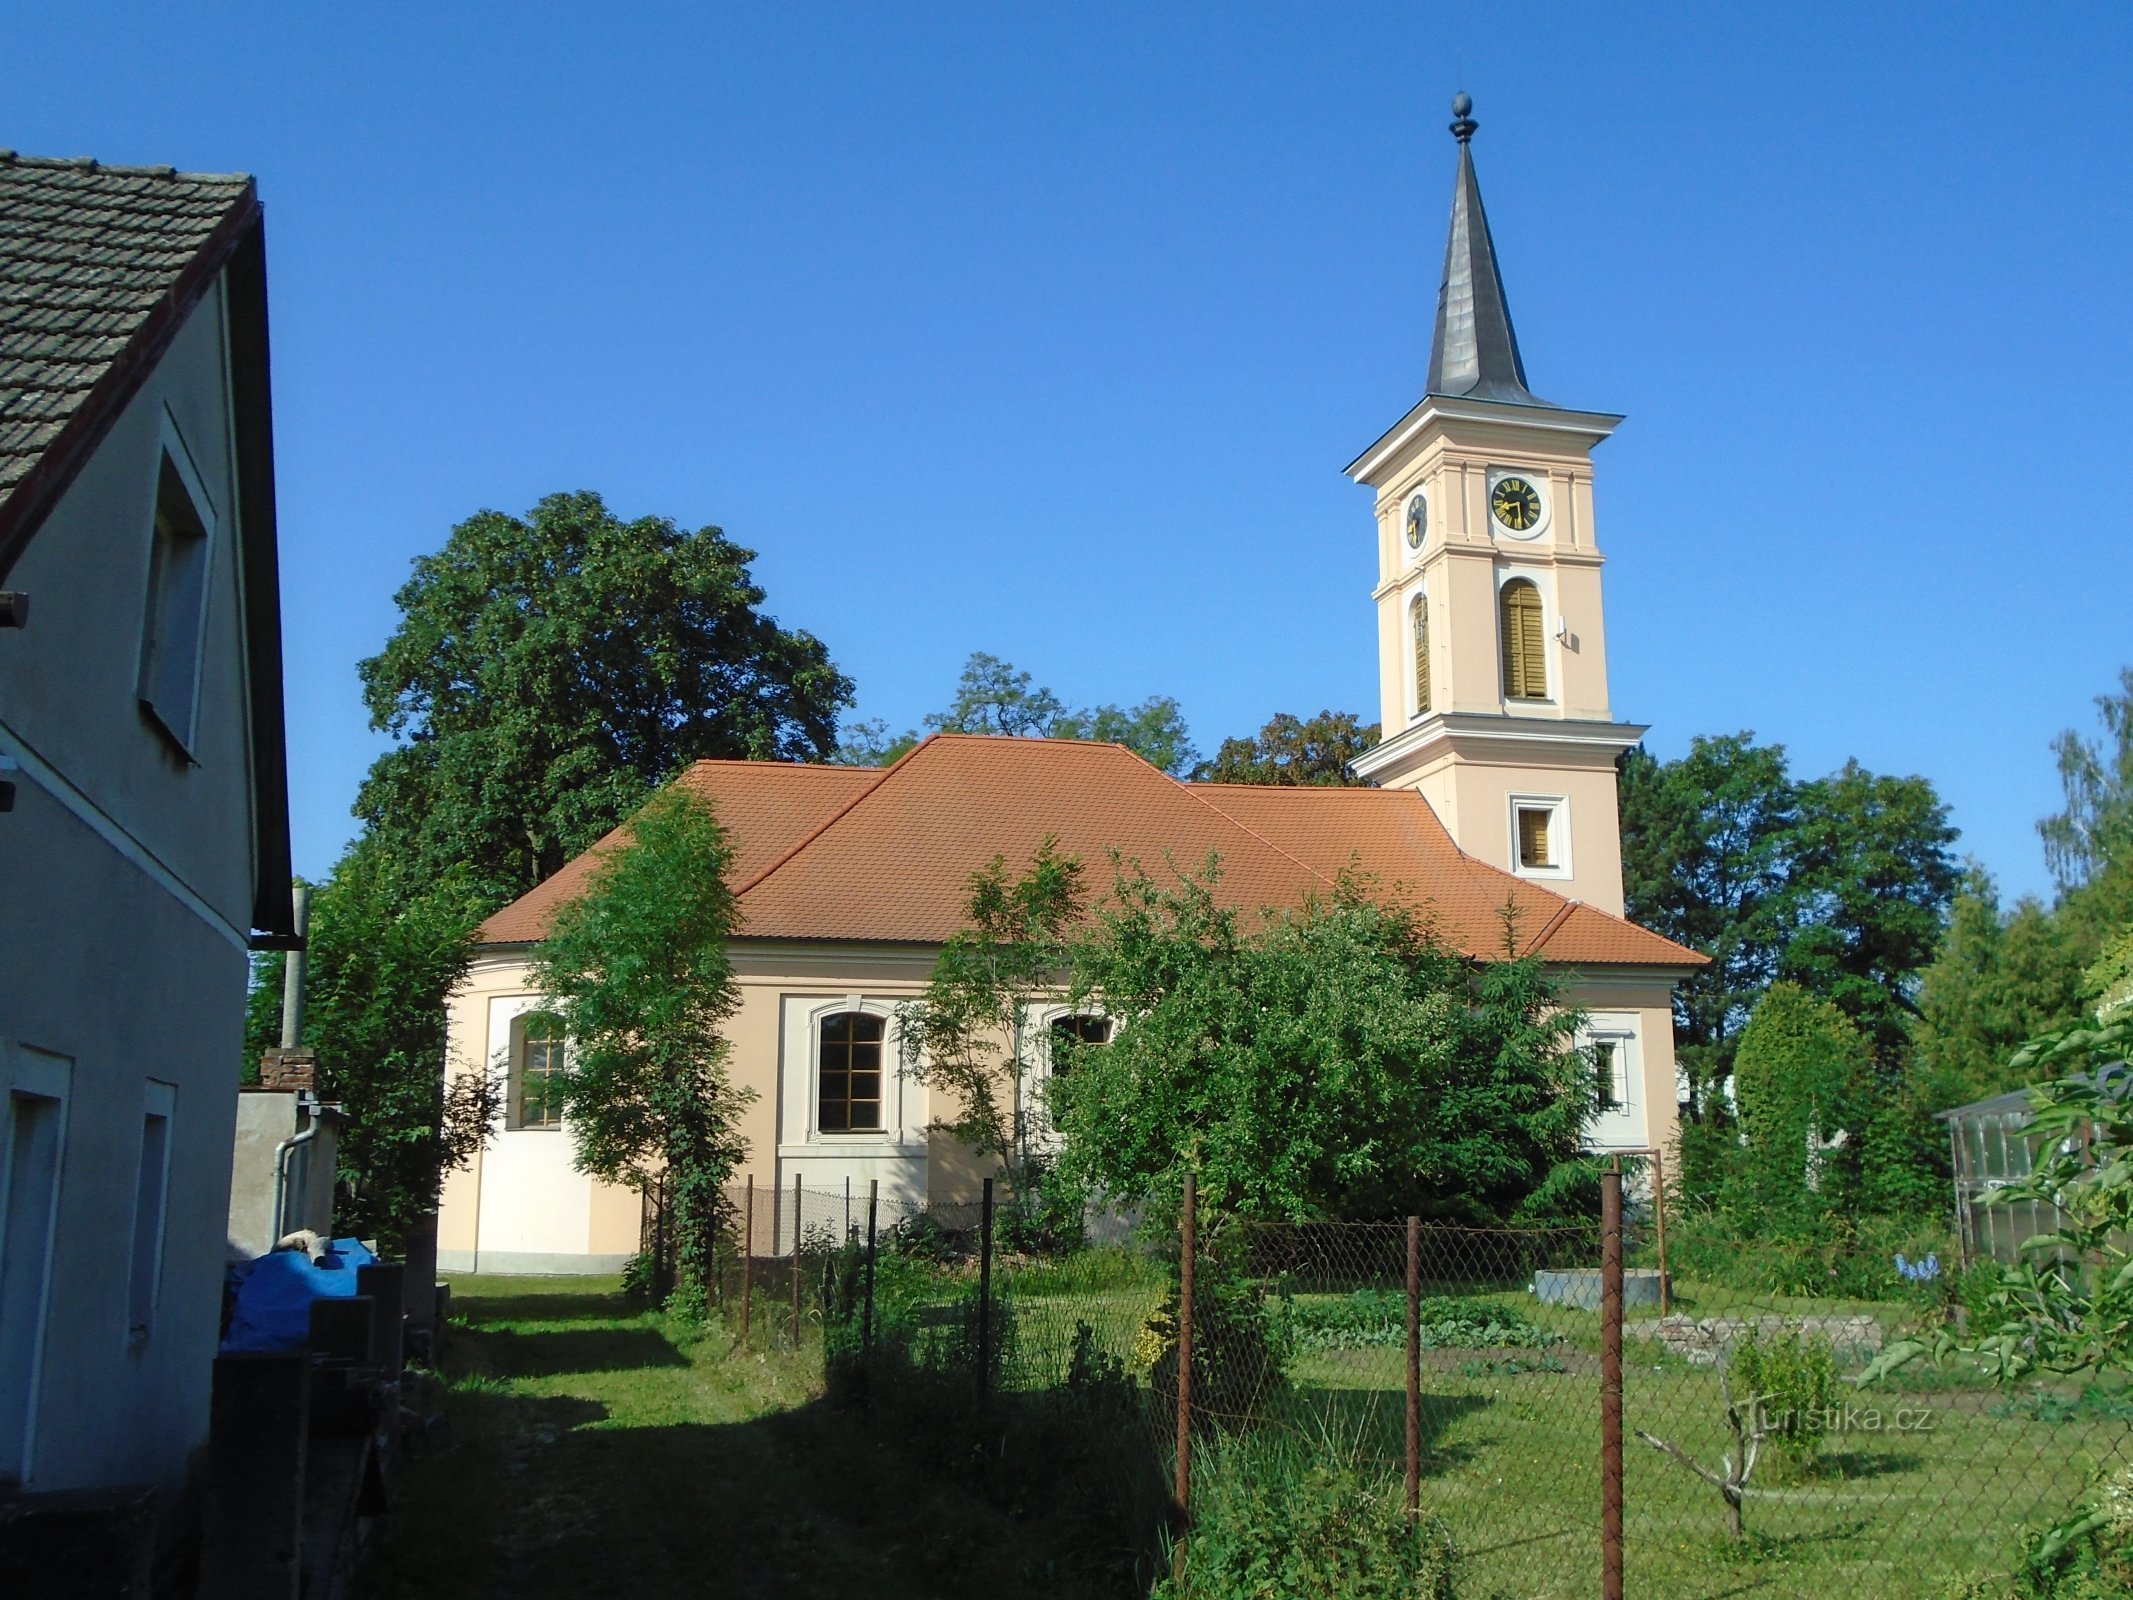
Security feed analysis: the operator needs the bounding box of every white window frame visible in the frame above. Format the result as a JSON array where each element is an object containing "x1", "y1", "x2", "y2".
[
  {"x1": 504, "y1": 1010, "x2": 568, "y2": 1133},
  {"x1": 0, "y1": 1044, "x2": 71, "y2": 1487},
  {"x1": 1021, "y1": 1003, "x2": 1111, "y2": 1150},
  {"x1": 1579, "y1": 1016, "x2": 1645, "y2": 1151},
  {"x1": 1507, "y1": 792, "x2": 1571, "y2": 882},
  {"x1": 126, "y1": 1079, "x2": 176, "y2": 1348},
  {"x1": 137, "y1": 412, "x2": 218, "y2": 758},
  {"x1": 809, "y1": 997, "x2": 899, "y2": 1142}
]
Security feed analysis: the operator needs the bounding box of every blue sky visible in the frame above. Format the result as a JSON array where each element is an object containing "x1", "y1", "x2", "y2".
[{"x1": 14, "y1": 3, "x2": 2131, "y2": 902}]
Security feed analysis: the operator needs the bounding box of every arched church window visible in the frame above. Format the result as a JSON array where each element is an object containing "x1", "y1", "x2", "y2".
[
  {"x1": 1411, "y1": 596, "x2": 1431, "y2": 716},
  {"x1": 508, "y1": 1011, "x2": 566, "y2": 1131},
  {"x1": 818, "y1": 1011, "x2": 885, "y2": 1132},
  {"x1": 1500, "y1": 579, "x2": 1547, "y2": 700}
]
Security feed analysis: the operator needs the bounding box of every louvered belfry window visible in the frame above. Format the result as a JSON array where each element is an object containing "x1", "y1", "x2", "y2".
[
  {"x1": 1412, "y1": 597, "x2": 1431, "y2": 715},
  {"x1": 1500, "y1": 579, "x2": 1547, "y2": 699},
  {"x1": 1517, "y1": 806, "x2": 1554, "y2": 869}
]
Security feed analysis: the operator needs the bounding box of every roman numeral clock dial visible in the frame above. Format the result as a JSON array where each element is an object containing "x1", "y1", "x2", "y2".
[{"x1": 1490, "y1": 476, "x2": 1542, "y2": 532}]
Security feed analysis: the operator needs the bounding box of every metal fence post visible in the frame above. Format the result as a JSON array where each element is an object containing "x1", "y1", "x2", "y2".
[
  {"x1": 1406, "y1": 1214, "x2": 1422, "y2": 1523},
  {"x1": 1601, "y1": 1164, "x2": 1625, "y2": 1600},
  {"x1": 862, "y1": 1179, "x2": 879, "y2": 1366},
  {"x1": 1174, "y1": 1171, "x2": 1196, "y2": 1539},
  {"x1": 741, "y1": 1174, "x2": 754, "y2": 1341},
  {"x1": 792, "y1": 1174, "x2": 803, "y2": 1347},
  {"x1": 978, "y1": 1177, "x2": 995, "y2": 1414}
]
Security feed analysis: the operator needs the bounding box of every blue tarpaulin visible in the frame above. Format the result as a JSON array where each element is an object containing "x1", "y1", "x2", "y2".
[{"x1": 221, "y1": 1238, "x2": 379, "y2": 1354}]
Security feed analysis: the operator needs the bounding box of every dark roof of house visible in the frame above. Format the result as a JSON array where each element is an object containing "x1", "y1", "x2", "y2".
[
  {"x1": 0, "y1": 151, "x2": 293, "y2": 936},
  {"x1": 479, "y1": 735, "x2": 1706, "y2": 971}
]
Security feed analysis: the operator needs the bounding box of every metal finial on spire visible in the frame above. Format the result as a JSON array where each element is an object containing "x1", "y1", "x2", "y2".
[{"x1": 1449, "y1": 92, "x2": 1477, "y2": 143}]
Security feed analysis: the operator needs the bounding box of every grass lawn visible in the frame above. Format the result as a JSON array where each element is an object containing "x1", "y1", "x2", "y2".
[{"x1": 367, "y1": 1275, "x2": 1158, "y2": 1600}]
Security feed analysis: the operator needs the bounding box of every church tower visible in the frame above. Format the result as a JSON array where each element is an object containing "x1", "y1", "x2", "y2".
[{"x1": 1349, "y1": 95, "x2": 1645, "y2": 918}]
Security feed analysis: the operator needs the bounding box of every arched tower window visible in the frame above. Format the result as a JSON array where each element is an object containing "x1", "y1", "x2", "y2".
[
  {"x1": 1411, "y1": 596, "x2": 1431, "y2": 716},
  {"x1": 1500, "y1": 579, "x2": 1547, "y2": 700}
]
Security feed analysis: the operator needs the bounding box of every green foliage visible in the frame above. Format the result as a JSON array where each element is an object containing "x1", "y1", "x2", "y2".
[
  {"x1": 2082, "y1": 925, "x2": 2133, "y2": 1022},
  {"x1": 301, "y1": 837, "x2": 493, "y2": 1248},
  {"x1": 1943, "y1": 1464, "x2": 2133, "y2": 1600},
  {"x1": 357, "y1": 489, "x2": 851, "y2": 906},
  {"x1": 2041, "y1": 667, "x2": 2133, "y2": 895},
  {"x1": 1728, "y1": 983, "x2": 1873, "y2": 1209},
  {"x1": 897, "y1": 836, "x2": 1084, "y2": 1174},
  {"x1": 532, "y1": 782, "x2": 750, "y2": 1292},
  {"x1": 1272, "y1": 1289, "x2": 1561, "y2": 1353},
  {"x1": 1658, "y1": 1206, "x2": 1957, "y2": 1300},
  {"x1": 1141, "y1": 1252, "x2": 1291, "y2": 1431},
  {"x1": 1913, "y1": 867, "x2": 2092, "y2": 1113},
  {"x1": 1153, "y1": 1443, "x2": 1462, "y2": 1600},
  {"x1": 1189, "y1": 709, "x2": 1380, "y2": 787},
  {"x1": 1050, "y1": 857, "x2": 1588, "y2": 1225},
  {"x1": 1619, "y1": 735, "x2": 1958, "y2": 1106},
  {"x1": 1729, "y1": 1331, "x2": 1841, "y2": 1477},
  {"x1": 840, "y1": 651, "x2": 1199, "y2": 775}
]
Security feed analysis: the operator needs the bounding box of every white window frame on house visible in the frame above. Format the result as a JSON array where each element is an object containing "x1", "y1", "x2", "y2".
[
  {"x1": 1022, "y1": 1002, "x2": 1111, "y2": 1149},
  {"x1": 1506, "y1": 792, "x2": 1571, "y2": 882},
  {"x1": 0, "y1": 1043, "x2": 71, "y2": 1488},
  {"x1": 137, "y1": 413, "x2": 218, "y2": 758},
  {"x1": 505, "y1": 1011, "x2": 567, "y2": 1132},
  {"x1": 126, "y1": 1079, "x2": 176, "y2": 1348},
  {"x1": 806, "y1": 997, "x2": 900, "y2": 1142},
  {"x1": 1579, "y1": 1016, "x2": 1645, "y2": 1151}
]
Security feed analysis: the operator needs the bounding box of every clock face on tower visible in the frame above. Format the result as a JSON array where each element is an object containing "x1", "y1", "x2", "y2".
[
  {"x1": 1490, "y1": 476, "x2": 1543, "y2": 534},
  {"x1": 1404, "y1": 493, "x2": 1427, "y2": 550}
]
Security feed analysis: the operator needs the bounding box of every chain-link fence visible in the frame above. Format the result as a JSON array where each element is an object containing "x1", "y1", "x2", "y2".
[{"x1": 657, "y1": 1171, "x2": 2131, "y2": 1597}]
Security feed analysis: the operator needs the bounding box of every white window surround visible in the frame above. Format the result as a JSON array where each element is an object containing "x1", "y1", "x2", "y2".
[
  {"x1": 485, "y1": 993, "x2": 569, "y2": 1137},
  {"x1": 505, "y1": 1010, "x2": 567, "y2": 1133},
  {"x1": 1, "y1": 1043, "x2": 72, "y2": 1487},
  {"x1": 1495, "y1": 564, "x2": 1558, "y2": 704},
  {"x1": 777, "y1": 996, "x2": 915, "y2": 1157},
  {"x1": 1579, "y1": 1015, "x2": 1645, "y2": 1151},
  {"x1": 126, "y1": 1079, "x2": 176, "y2": 1348},
  {"x1": 1020, "y1": 1002, "x2": 1111, "y2": 1149},
  {"x1": 137, "y1": 412, "x2": 219, "y2": 758},
  {"x1": 1506, "y1": 792, "x2": 1571, "y2": 882}
]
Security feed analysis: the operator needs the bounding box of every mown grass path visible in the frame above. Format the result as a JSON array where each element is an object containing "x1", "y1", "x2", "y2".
[{"x1": 368, "y1": 1275, "x2": 1138, "y2": 1600}]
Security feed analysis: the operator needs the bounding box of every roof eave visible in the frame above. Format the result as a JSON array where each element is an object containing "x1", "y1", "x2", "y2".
[{"x1": 1344, "y1": 393, "x2": 1625, "y2": 485}]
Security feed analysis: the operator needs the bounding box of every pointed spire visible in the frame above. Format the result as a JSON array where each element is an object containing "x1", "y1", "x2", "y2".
[{"x1": 1426, "y1": 95, "x2": 1548, "y2": 406}]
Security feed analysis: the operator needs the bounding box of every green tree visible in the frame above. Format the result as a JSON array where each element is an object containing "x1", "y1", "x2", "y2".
[
  {"x1": 838, "y1": 651, "x2": 1198, "y2": 775},
  {"x1": 1619, "y1": 736, "x2": 1798, "y2": 1109},
  {"x1": 532, "y1": 783, "x2": 749, "y2": 1293},
  {"x1": 1048, "y1": 858, "x2": 1588, "y2": 1224},
  {"x1": 357, "y1": 489, "x2": 852, "y2": 903},
  {"x1": 1190, "y1": 710, "x2": 1379, "y2": 787},
  {"x1": 897, "y1": 837, "x2": 1084, "y2": 1176},
  {"x1": 1911, "y1": 867, "x2": 2089, "y2": 1112},
  {"x1": 2040, "y1": 667, "x2": 2133, "y2": 894},
  {"x1": 1729, "y1": 983, "x2": 1872, "y2": 1213},
  {"x1": 1779, "y1": 760, "x2": 1958, "y2": 1059}
]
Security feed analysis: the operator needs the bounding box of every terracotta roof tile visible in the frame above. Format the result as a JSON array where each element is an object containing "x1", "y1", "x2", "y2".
[{"x1": 478, "y1": 736, "x2": 1704, "y2": 970}]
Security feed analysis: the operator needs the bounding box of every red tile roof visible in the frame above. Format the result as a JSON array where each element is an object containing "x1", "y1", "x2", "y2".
[{"x1": 477, "y1": 735, "x2": 1704, "y2": 969}]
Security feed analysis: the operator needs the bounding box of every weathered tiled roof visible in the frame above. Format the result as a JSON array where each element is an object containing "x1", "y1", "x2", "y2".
[
  {"x1": 0, "y1": 152, "x2": 256, "y2": 535},
  {"x1": 479, "y1": 735, "x2": 1704, "y2": 970}
]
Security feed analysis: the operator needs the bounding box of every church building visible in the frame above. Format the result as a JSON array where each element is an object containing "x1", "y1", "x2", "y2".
[{"x1": 435, "y1": 102, "x2": 1702, "y2": 1274}]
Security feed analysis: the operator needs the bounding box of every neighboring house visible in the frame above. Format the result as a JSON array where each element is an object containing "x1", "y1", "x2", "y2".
[
  {"x1": 437, "y1": 106, "x2": 1706, "y2": 1272},
  {"x1": 0, "y1": 154, "x2": 294, "y2": 1514}
]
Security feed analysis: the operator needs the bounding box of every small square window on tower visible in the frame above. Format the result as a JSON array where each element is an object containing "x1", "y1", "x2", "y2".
[{"x1": 1507, "y1": 795, "x2": 1570, "y2": 880}]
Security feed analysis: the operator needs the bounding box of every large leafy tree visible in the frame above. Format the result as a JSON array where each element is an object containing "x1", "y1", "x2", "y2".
[
  {"x1": 532, "y1": 783, "x2": 749, "y2": 1294},
  {"x1": 358, "y1": 490, "x2": 852, "y2": 903},
  {"x1": 1190, "y1": 710, "x2": 1379, "y2": 787},
  {"x1": 1047, "y1": 857, "x2": 1589, "y2": 1225},
  {"x1": 2040, "y1": 667, "x2": 2133, "y2": 895},
  {"x1": 838, "y1": 651, "x2": 1197, "y2": 776}
]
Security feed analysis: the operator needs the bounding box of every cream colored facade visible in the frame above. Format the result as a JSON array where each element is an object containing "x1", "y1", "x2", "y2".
[
  {"x1": 1350, "y1": 398, "x2": 1645, "y2": 918},
  {"x1": 438, "y1": 945, "x2": 1681, "y2": 1273}
]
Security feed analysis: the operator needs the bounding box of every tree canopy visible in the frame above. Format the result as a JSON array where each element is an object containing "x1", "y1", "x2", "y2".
[
  {"x1": 837, "y1": 651, "x2": 1197, "y2": 775},
  {"x1": 358, "y1": 489, "x2": 853, "y2": 903},
  {"x1": 1190, "y1": 710, "x2": 1380, "y2": 787},
  {"x1": 532, "y1": 783, "x2": 749, "y2": 1292}
]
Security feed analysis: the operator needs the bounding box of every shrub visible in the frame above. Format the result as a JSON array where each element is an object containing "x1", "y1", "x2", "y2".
[
  {"x1": 1729, "y1": 1330, "x2": 1840, "y2": 1477},
  {"x1": 1731, "y1": 984, "x2": 1872, "y2": 1216},
  {"x1": 1141, "y1": 1257, "x2": 1290, "y2": 1433},
  {"x1": 1153, "y1": 1441, "x2": 1462, "y2": 1600}
]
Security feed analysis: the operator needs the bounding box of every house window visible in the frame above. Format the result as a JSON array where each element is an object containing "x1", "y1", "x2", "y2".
[
  {"x1": 818, "y1": 1012, "x2": 885, "y2": 1133},
  {"x1": 1411, "y1": 597, "x2": 1431, "y2": 717},
  {"x1": 509, "y1": 1012, "x2": 566, "y2": 1131},
  {"x1": 138, "y1": 451, "x2": 213, "y2": 754},
  {"x1": 1593, "y1": 1041, "x2": 1622, "y2": 1112},
  {"x1": 126, "y1": 1082, "x2": 175, "y2": 1346},
  {"x1": 1499, "y1": 578, "x2": 1547, "y2": 700},
  {"x1": 1048, "y1": 1014, "x2": 1111, "y2": 1075},
  {"x1": 1, "y1": 1050, "x2": 69, "y2": 1486}
]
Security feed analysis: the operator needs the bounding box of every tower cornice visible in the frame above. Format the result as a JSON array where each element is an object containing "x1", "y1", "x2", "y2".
[
  {"x1": 1347, "y1": 394, "x2": 1623, "y2": 485},
  {"x1": 1353, "y1": 711, "x2": 1648, "y2": 784}
]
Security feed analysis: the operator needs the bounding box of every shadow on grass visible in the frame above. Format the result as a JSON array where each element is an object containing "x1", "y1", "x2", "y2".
[
  {"x1": 454, "y1": 1292, "x2": 642, "y2": 1326},
  {"x1": 467, "y1": 1326, "x2": 690, "y2": 1377},
  {"x1": 1808, "y1": 1449, "x2": 1928, "y2": 1481}
]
